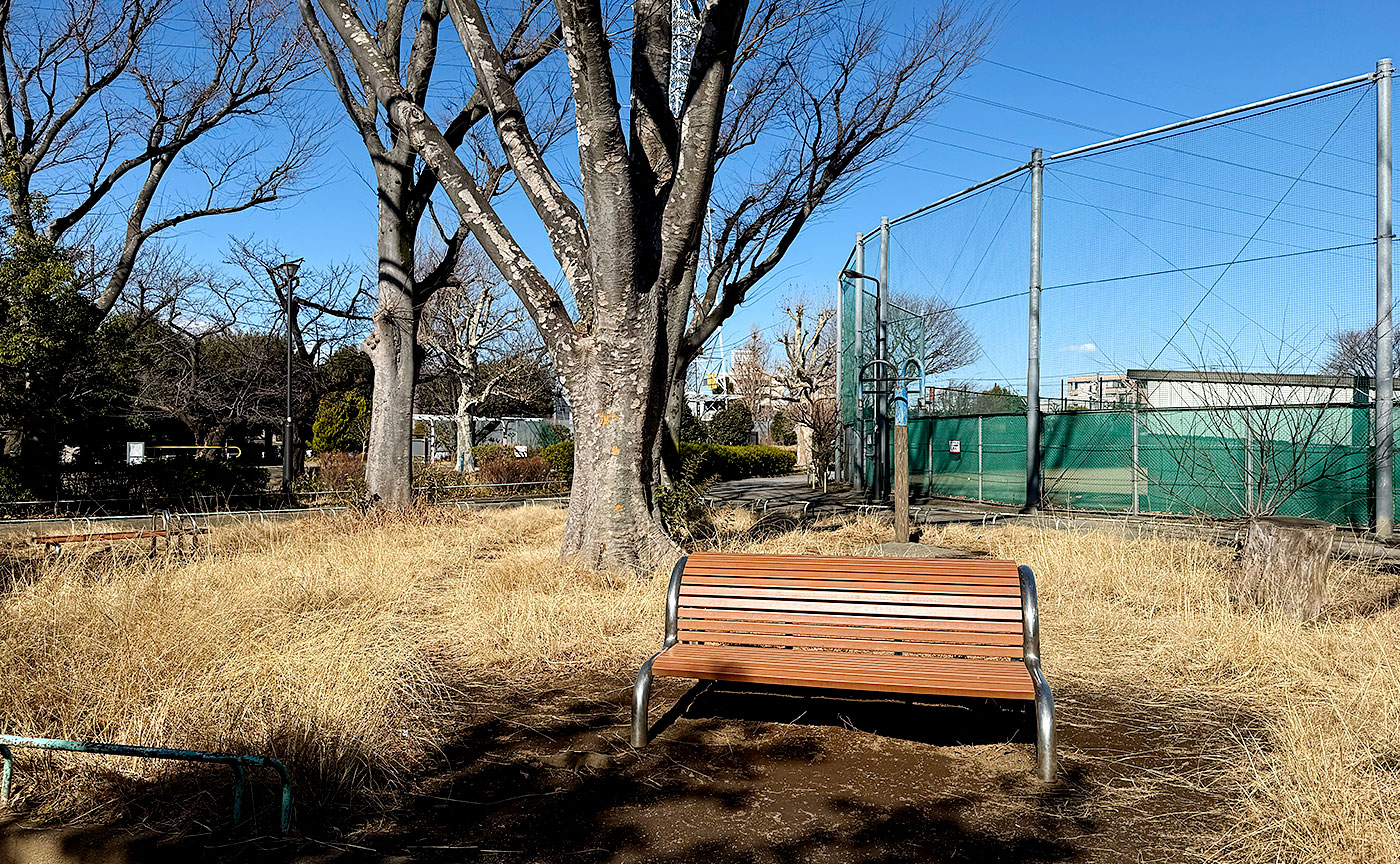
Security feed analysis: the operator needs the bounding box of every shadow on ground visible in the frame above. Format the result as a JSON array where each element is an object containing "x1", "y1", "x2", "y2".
[
  {"x1": 298, "y1": 676, "x2": 1241, "y2": 863},
  {"x1": 0, "y1": 675, "x2": 1254, "y2": 864}
]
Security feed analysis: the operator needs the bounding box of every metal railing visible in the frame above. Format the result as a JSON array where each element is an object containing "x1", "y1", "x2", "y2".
[{"x1": 0, "y1": 735, "x2": 292, "y2": 834}]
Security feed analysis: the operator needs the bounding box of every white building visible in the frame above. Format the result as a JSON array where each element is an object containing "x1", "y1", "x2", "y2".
[{"x1": 1124, "y1": 369, "x2": 1369, "y2": 409}]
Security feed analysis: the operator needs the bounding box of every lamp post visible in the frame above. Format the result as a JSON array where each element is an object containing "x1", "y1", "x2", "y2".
[{"x1": 275, "y1": 258, "x2": 303, "y2": 495}]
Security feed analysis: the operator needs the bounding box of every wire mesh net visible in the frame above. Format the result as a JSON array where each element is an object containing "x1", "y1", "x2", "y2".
[
  {"x1": 1041, "y1": 82, "x2": 1377, "y2": 385},
  {"x1": 837, "y1": 71, "x2": 1394, "y2": 526}
]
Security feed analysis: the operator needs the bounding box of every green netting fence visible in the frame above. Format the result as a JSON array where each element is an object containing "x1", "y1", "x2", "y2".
[{"x1": 903, "y1": 405, "x2": 1382, "y2": 526}]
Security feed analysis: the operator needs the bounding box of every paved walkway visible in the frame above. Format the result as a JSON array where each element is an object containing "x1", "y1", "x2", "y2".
[{"x1": 704, "y1": 475, "x2": 1012, "y2": 525}]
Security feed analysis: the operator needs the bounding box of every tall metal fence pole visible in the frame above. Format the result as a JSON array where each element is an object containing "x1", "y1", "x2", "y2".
[
  {"x1": 978, "y1": 415, "x2": 984, "y2": 503},
  {"x1": 851, "y1": 235, "x2": 866, "y2": 493},
  {"x1": 1025, "y1": 149, "x2": 1044, "y2": 513},
  {"x1": 877, "y1": 216, "x2": 891, "y2": 501},
  {"x1": 835, "y1": 272, "x2": 843, "y2": 483},
  {"x1": 1245, "y1": 408, "x2": 1255, "y2": 514},
  {"x1": 1131, "y1": 408, "x2": 1140, "y2": 515},
  {"x1": 1377, "y1": 58, "x2": 1394, "y2": 539}
]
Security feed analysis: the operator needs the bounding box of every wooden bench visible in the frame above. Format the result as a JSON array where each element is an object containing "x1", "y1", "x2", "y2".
[{"x1": 631, "y1": 553, "x2": 1056, "y2": 781}]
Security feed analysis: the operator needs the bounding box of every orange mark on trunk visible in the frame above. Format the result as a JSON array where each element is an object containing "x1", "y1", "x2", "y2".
[
  {"x1": 610, "y1": 446, "x2": 620, "y2": 456},
  {"x1": 596, "y1": 411, "x2": 618, "y2": 425},
  {"x1": 614, "y1": 504, "x2": 624, "y2": 513}
]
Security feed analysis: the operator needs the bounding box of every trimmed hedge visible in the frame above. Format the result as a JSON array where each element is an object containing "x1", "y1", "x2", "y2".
[
  {"x1": 470, "y1": 443, "x2": 510, "y2": 467},
  {"x1": 679, "y1": 442, "x2": 797, "y2": 482},
  {"x1": 60, "y1": 458, "x2": 270, "y2": 506},
  {"x1": 530, "y1": 441, "x2": 793, "y2": 486},
  {"x1": 540, "y1": 441, "x2": 574, "y2": 482}
]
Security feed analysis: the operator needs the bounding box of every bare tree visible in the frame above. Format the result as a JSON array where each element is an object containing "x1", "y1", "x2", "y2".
[
  {"x1": 1320, "y1": 325, "x2": 1396, "y2": 381},
  {"x1": 728, "y1": 326, "x2": 773, "y2": 427},
  {"x1": 297, "y1": 0, "x2": 566, "y2": 506},
  {"x1": 775, "y1": 299, "x2": 835, "y2": 485},
  {"x1": 225, "y1": 238, "x2": 372, "y2": 367},
  {"x1": 804, "y1": 396, "x2": 841, "y2": 492},
  {"x1": 225, "y1": 238, "x2": 372, "y2": 476},
  {"x1": 0, "y1": 0, "x2": 322, "y2": 315},
  {"x1": 307, "y1": 0, "x2": 994, "y2": 570},
  {"x1": 420, "y1": 245, "x2": 545, "y2": 472},
  {"x1": 1120, "y1": 343, "x2": 1373, "y2": 524},
  {"x1": 890, "y1": 291, "x2": 979, "y2": 377},
  {"x1": 122, "y1": 265, "x2": 287, "y2": 451}
]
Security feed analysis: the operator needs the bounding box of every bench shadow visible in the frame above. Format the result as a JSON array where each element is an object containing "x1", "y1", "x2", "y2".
[
  {"x1": 0, "y1": 676, "x2": 1252, "y2": 864},
  {"x1": 650, "y1": 680, "x2": 1033, "y2": 748}
]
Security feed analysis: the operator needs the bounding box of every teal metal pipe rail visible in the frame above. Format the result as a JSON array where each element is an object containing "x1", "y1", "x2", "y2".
[{"x1": 0, "y1": 735, "x2": 292, "y2": 834}]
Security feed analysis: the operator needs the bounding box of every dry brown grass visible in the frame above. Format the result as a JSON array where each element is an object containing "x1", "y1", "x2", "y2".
[
  {"x1": 926, "y1": 522, "x2": 1400, "y2": 864},
  {"x1": 0, "y1": 505, "x2": 1397, "y2": 860}
]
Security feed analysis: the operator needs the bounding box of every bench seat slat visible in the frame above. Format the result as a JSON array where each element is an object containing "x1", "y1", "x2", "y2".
[
  {"x1": 676, "y1": 631, "x2": 1025, "y2": 657},
  {"x1": 680, "y1": 584, "x2": 1023, "y2": 608},
  {"x1": 658, "y1": 645, "x2": 1029, "y2": 676},
  {"x1": 677, "y1": 618, "x2": 1023, "y2": 647},
  {"x1": 686, "y1": 557, "x2": 1019, "y2": 568},
  {"x1": 680, "y1": 607, "x2": 1023, "y2": 634},
  {"x1": 686, "y1": 561, "x2": 1020, "y2": 581},
  {"x1": 683, "y1": 574, "x2": 1023, "y2": 595},
  {"x1": 681, "y1": 594, "x2": 1024, "y2": 621},
  {"x1": 651, "y1": 645, "x2": 1035, "y2": 700}
]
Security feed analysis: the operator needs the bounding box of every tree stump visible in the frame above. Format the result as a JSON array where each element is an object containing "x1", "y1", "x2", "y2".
[{"x1": 1232, "y1": 517, "x2": 1334, "y2": 620}]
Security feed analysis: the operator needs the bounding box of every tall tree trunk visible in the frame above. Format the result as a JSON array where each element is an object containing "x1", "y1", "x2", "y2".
[
  {"x1": 362, "y1": 166, "x2": 418, "y2": 507},
  {"x1": 659, "y1": 368, "x2": 688, "y2": 486},
  {"x1": 560, "y1": 341, "x2": 677, "y2": 572},
  {"x1": 198, "y1": 425, "x2": 231, "y2": 458},
  {"x1": 455, "y1": 381, "x2": 477, "y2": 473}
]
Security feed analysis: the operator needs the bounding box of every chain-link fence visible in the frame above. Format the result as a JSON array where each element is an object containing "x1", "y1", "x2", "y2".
[
  {"x1": 836, "y1": 62, "x2": 1396, "y2": 527},
  {"x1": 907, "y1": 404, "x2": 1374, "y2": 524}
]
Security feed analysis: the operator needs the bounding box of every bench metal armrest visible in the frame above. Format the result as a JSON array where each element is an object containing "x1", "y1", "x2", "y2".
[
  {"x1": 663, "y1": 555, "x2": 686, "y2": 648},
  {"x1": 1018, "y1": 565, "x2": 1056, "y2": 782},
  {"x1": 633, "y1": 556, "x2": 689, "y2": 748}
]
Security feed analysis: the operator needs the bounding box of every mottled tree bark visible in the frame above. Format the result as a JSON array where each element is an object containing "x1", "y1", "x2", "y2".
[
  {"x1": 361, "y1": 163, "x2": 420, "y2": 506},
  {"x1": 309, "y1": 0, "x2": 988, "y2": 569}
]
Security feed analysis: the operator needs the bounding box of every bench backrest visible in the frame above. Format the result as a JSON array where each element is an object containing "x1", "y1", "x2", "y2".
[{"x1": 667, "y1": 553, "x2": 1032, "y2": 662}]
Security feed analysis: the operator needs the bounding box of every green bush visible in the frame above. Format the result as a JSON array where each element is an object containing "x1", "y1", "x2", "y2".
[
  {"x1": 0, "y1": 461, "x2": 33, "y2": 502},
  {"x1": 311, "y1": 391, "x2": 369, "y2": 453},
  {"x1": 658, "y1": 453, "x2": 713, "y2": 540},
  {"x1": 769, "y1": 410, "x2": 797, "y2": 446},
  {"x1": 678, "y1": 442, "x2": 797, "y2": 483},
  {"x1": 708, "y1": 404, "x2": 753, "y2": 446},
  {"x1": 471, "y1": 443, "x2": 510, "y2": 467},
  {"x1": 537, "y1": 423, "x2": 572, "y2": 449},
  {"x1": 679, "y1": 405, "x2": 708, "y2": 443},
  {"x1": 540, "y1": 441, "x2": 574, "y2": 483}
]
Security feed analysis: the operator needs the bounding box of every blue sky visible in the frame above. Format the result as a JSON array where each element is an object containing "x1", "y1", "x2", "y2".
[{"x1": 169, "y1": 0, "x2": 1396, "y2": 390}]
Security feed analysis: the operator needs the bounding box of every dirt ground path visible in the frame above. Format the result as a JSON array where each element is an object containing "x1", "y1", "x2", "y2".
[
  {"x1": 0, "y1": 673, "x2": 1244, "y2": 863},
  {"x1": 286, "y1": 674, "x2": 1233, "y2": 863}
]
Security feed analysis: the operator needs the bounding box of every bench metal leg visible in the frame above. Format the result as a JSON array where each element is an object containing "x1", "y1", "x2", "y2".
[
  {"x1": 631, "y1": 653, "x2": 661, "y2": 748},
  {"x1": 1031, "y1": 673, "x2": 1056, "y2": 782},
  {"x1": 1018, "y1": 564, "x2": 1056, "y2": 782}
]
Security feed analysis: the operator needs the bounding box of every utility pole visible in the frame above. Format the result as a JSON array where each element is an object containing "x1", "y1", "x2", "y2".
[
  {"x1": 1377, "y1": 58, "x2": 1394, "y2": 539},
  {"x1": 893, "y1": 394, "x2": 910, "y2": 542},
  {"x1": 1025, "y1": 149, "x2": 1044, "y2": 513}
]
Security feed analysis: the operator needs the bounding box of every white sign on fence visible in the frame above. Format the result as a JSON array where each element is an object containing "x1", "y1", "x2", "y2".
[{"x1": 949, "y1": 440, "x2": 961, "y2": 454}]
